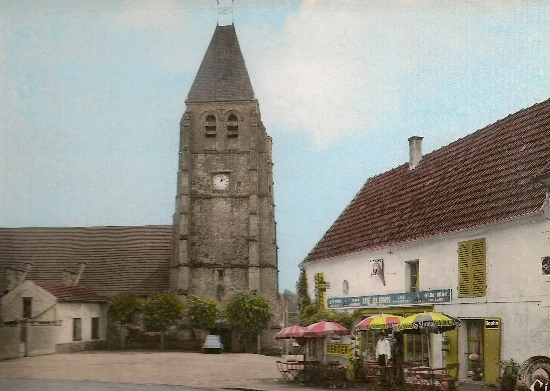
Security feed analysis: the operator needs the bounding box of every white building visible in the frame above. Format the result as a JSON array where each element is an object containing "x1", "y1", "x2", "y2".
[
  {"x1": 1, "y1": 278, "x2": 108, "y2": 357},
  {"x1": 302, "y1": 99, "x2": 550, "y2": 384}
]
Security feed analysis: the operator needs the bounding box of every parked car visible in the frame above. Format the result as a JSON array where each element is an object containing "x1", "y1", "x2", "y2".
[{"x1": 203, "y1": 334, "x2": 223, "y2": 354}]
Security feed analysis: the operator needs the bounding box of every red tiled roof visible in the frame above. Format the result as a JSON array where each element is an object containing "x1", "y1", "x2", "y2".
[
  {"x1": 304, "y1": 98, "x2": 550, "y2": 263},
  {"x1": 34, "y1": 281, "x2": 109, "y2": 303},
  {"x1": 0, "y1": 225, "x2": 172, "y2": 297}
]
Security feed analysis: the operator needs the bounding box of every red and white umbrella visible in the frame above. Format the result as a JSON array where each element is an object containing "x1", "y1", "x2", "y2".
[
  {"x1": 355, "y1": 313, "x2": 405, "y2": 331},
  {"x1": 304, "y1": 320, "x2": 349, "y2": 338},
  {"x1": 275, "y1": 325, "x2": 308, "y2": 339}
]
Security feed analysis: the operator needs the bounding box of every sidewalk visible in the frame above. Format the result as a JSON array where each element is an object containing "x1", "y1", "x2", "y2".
[{"x1": 0, "y1": 351, "x2": 326, "y2": 391}]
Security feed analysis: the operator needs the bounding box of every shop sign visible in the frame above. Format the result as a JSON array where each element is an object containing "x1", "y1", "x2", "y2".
[
  {"x1": 485, "y1": 319, "x2": 500, "y2": 329},
  {"x1": 326, "y1": 288, "x2": 452, "y2": 309},
  {"x1": 326, "y1": 343, "x2": 353, "y2": 357}
]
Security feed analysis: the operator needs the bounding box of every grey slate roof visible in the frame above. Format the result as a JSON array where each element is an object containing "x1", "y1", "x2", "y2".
[
  {"x1": 186, "y1": 24, "x2": 255, "y2": 102},
  {"x1": 0, "y1": 226, "x2": 172, "y2": 297}
]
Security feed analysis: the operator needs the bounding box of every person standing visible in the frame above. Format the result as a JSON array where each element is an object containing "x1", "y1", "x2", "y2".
[{"x1": 376, "y1": 333, "x2": 392, "y2": 366}]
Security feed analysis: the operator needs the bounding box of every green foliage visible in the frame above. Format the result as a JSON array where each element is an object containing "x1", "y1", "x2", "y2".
[
  {"x1": 296, "y1": 267, "x2": 312, "y2": 313},
  {"x1": 186, "y1": 295, "x2": 220, "y2": 330},
  {"x1": 498, "y1": 358, "x2": 520, "y2": 378},
  {"x1": 223, "y1": 291, "x2": 273, "y2": 335},
  {"x1": 108, "y1": 293, "x2": 143, "y2": 324},
  {"x1": 142, "y1": 293, "x2": 185, "y2": 331},
  {"x1": 300, "y1": 305, "x2": 355, "y2": 329}
]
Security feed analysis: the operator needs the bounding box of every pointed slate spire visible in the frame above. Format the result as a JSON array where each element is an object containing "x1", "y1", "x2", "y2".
[{"x1": 187, "y1": 24, "x2": 255, "y2": 102}]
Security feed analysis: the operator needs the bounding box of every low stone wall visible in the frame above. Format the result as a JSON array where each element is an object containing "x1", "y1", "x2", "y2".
[
  {"x1": 0, "y1": 324, "x2": 21, "y2": 360},
  {"x1": 27, "y1": 323, "x2": 58, "y2": 357},
  {"x1": 56, "y1": 339, "x2": 107, "y2": 354}
]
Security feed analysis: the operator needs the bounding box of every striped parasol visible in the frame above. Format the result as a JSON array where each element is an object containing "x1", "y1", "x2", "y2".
[
  {"x1": 398, "y1": 312, "x2": 457, "y2": 333},
  {"x1": 275, "y1": 325, "x2": 308, "y2": 339},
  {"x1": 304, "y1": 320, "x2": 349, "y2": 337},
  {"x1": 355, "y1": 313, "x2": 405, "y2": 331}
]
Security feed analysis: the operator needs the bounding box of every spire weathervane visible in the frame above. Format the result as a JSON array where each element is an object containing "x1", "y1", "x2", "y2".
[{"x1": 217, "y1": 0, "x2": 234, "y2": 26}]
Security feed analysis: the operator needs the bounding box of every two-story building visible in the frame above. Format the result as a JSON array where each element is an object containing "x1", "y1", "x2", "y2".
[{"x1": 301, "y1": 98, "x2": 550, "y2": 384}]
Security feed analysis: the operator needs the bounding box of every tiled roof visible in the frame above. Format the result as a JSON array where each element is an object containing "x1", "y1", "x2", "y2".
[
  {"x1": 304, "y1": 98, "x2": 550, "y2": 263},
  {"x1": 0, "y1": 226, "x2": 172, "y2": 297},
  {"x1": 34, "y1": 281, "x2": 109, "y2": 303},
  {"x1": 186, "y1": 24, "x2": 255, "y2": 102}
]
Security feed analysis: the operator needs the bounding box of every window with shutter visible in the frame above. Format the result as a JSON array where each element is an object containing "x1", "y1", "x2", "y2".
[{"x1": 458, "y1": 238, "x2": 486, "y2": 297}]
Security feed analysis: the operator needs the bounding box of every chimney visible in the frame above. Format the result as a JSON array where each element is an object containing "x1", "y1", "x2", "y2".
[
  {"x1": 5, "y1": 264, "x2": 32, "y2": 291},
  {"x1": 62, "y1": 262, "x2": 87, "y2": 285},
  {"x1": 74, "y1": 262, "x2": 86, "y2": 285},
  {"x1": 408, "y1": 136, "x2": 423, "y2": 170},
  {"x1": 22, "y1": 262, "x2": 33, "y2": 280}
]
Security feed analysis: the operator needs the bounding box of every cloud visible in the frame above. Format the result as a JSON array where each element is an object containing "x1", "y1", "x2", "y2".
[{"x1": 244, "y1": 0, "x2": 550, "y2": 150}]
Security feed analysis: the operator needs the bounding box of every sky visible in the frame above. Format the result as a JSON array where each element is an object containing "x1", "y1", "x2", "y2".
[{"x1": 1, "y1": 0, "x2": 549, "y2": 293}]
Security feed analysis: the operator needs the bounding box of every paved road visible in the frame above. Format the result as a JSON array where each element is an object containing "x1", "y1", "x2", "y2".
[
  {"x1": 0, "y1": 351, "x2": 319, "y2": 391},
  {"x1": 0, "y1": 379, "x2": 208, "y2": 391}
]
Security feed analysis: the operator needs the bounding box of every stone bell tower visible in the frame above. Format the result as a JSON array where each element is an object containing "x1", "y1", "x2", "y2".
[{"x1": 171, "y1": 24, "x2": 278, "y2": 313}]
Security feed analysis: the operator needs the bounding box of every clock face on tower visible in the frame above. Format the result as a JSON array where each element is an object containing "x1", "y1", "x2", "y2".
[{"x1": 212, "y1": 173, "x2": 230, "y2": 190}]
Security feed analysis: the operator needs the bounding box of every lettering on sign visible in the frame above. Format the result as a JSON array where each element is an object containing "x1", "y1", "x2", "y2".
[
  {"x1": 326, "y1": 343, "x2": 353, "y2": 357},
  {"x1": 485, "y1": 319, "x2": 500, "y2": 329},
  {"x1": 326, "y1": 289, "x2": 452, "y2": 309}
]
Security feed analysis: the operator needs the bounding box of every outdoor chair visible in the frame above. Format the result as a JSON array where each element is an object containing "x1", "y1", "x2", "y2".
[
  {"x1": 442, "y1": 363, "x2": 460, "y2": 391},
  {"x1": 276, "y1": 360, "x2": 293, "y2": 383}
]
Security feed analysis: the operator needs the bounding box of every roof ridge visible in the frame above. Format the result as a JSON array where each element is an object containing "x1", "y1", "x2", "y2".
[{"x1": 304, "y1": 97, "x2": 550, "y2": 263}]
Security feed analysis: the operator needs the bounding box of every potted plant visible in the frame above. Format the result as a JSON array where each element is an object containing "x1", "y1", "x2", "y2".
[
  {"x1": 469, "y1": 353, "x2": 484, "y2": 381},
  {"x1": 498, "y1": 358, "x2": 520, "y2": 391}
]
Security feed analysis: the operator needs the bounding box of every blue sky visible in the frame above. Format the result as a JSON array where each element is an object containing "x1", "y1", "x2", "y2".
[{"x1": 1, "y1": 0, "x2": 549, "y2": 292}]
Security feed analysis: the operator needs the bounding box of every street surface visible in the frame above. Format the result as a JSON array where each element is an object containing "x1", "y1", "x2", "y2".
[
  {"x1": 0, "y1": 379, "x2": 207, "y2": 391},
  {"x1": 0, "y1": 351, "x2": 318, "y2": 391}
]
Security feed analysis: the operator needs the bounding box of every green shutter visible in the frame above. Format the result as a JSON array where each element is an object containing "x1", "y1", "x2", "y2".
[
  {"x1": 458, "y1": 239, "x2": 486, "y2": 297},
  {"x1": 483, "y1": 317, "x2": 501, "y2": 383},
  {"x1": 471, "y1": 239, "x2": 486, "y2": 297},
  {"x1": 458, "y1": 242, "x2": 471, "y2": 297}
]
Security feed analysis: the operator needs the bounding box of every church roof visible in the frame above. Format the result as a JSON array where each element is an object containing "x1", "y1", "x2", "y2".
[
  {"x1": 304, "y1": 98, "x2": 550, "y2": 264},
  {"x1": 34, "y1": 281, "x2": 109, "y2": 303},
  {"x1": 186, "y1": 24, "x2": 255, "y2": 102},
  {"x1": 0, "y1": 225, "x2": 172, "y2": 297}
]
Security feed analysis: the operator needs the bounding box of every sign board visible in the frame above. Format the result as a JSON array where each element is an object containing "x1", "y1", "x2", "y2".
[
  {"x1": 326, "y1": 288, "x2": 452, "y2": 309},
  {"x1": 326, "y1": 343, "x2": 353, "y2": 357}
]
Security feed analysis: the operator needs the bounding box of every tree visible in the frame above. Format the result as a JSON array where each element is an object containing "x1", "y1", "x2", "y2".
[
  {"x1": 186, "y1": 295, "x2": 220, "y2": 331},
  {"x1": 108, "y1": 293, "x2": 143, "y2": 349},
  {"x1": 281, "y1": 289, "x2": 299, "y2": 325},
  {"x1": 223, "y1": 291, "x2": 273, "y2": 353},
  {"x1": 296, "y1": 267, "x2": 312, "y2": 315},
  {"x1": 141, "y1": 293, "x2": 185, "y2": 350}
]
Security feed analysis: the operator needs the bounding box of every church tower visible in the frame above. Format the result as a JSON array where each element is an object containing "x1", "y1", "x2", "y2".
[{"x1": 171, "y1": 25, "x2": 278, "y2": 313}]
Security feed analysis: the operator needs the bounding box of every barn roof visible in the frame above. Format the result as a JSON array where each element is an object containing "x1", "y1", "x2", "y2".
[
  {"x1": 304, "y1": 98, "x2": 550, "y2": 264},
  {"x1": 0, "y1": 225, "x2": 172, "y2": 297}
]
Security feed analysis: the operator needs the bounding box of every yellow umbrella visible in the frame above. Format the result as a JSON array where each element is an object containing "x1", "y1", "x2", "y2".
[{"x1": 355, "y1": 313, "x2": 405, "y2": 331}]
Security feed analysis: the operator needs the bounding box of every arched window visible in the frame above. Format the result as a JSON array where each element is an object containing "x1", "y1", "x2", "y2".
[
  {"x1": 205, "y1": 114, "x2": 216, "y2": 135},
  {"x1": 227, "y1": 113, "x2": 238, "y2": 137}
]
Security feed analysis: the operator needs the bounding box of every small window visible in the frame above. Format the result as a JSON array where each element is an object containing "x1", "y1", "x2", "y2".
[
  {"x1": 73, "y1": 318, "x2": 82, "y2": 341},
  {"x1": 343, "y1": 280, "x2": 349, "y2": 296},
  {"x1": 23, "y1": 297, "x2": 32, "y2": 319},
  {"x1": 406, "y1": 260, "x2": 419, "y2": 292},
  {"x1": 216, "y1": 285, "x2": 224, "y2": 300},
  {"x1": 205, "y1": 115, "x2": 216, "y2": 136},
  {"x1": 542, "y1": 256, "x2": 550, "y2": 275},
  {"x1": 91, "y1": 317, "x2": 100, "y2": 340},
  {"x1": 227, "y1": 114, "x2": 238, "y2": 137}
]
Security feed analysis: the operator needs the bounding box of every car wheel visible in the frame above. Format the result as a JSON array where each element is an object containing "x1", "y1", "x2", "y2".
[{"x1": 515, "y1": 356, "x2": 550, "y2": 391}]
